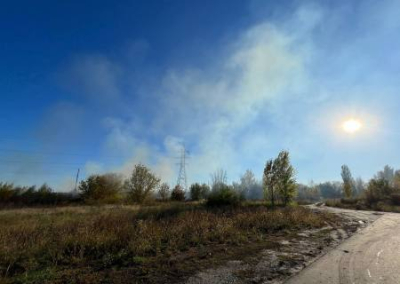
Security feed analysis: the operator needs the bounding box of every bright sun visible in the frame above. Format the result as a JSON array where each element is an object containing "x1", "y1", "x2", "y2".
[{"x1": 342, "y1": 119, "x2": 362, "y2": 134}]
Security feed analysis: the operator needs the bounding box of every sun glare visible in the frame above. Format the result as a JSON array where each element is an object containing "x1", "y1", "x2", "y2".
[{"x1": 342, "y1": 119, "x2": 362, "y2": 134}]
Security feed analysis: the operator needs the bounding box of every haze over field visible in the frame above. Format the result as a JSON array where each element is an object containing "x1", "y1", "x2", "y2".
[{"x1": 1, "y1": 0, "x2": 400, "y2": 190}]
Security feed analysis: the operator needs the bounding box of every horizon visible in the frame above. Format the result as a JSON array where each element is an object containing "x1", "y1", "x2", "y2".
[{"x1": 1, "y1": 0, "x2": 400, "y2": 191}]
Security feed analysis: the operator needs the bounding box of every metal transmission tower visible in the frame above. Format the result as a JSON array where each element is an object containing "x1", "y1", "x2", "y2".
[{"x1": 176, "y1": 146, "x2": 189, "y2": 191}]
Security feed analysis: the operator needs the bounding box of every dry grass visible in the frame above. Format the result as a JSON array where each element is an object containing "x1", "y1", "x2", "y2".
[
  {"x1": 0, "y1": 204, "x2": 336, "y2": 283},
  {"x1": 326, "y1": 198, "x2": 400, "y2": 213}
]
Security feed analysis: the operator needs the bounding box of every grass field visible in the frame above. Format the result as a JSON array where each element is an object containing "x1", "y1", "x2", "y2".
[{"x1": 0, "y1": 203, "x2": 338, "y2": 284}]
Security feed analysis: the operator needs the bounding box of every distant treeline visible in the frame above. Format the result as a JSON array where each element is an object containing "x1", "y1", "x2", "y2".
[
  {"x1": 2, "y1": 152, "x2": 398, "y2": 208},
  {"x1": 298, "y1": 165, "x2": 400, "y2": 204},
  {"x1": 0, "y1": 183, "x2": 80, "y2": 207},
  {"x1": 0, "y1": 151, "x2": 298, "y2": 208}
]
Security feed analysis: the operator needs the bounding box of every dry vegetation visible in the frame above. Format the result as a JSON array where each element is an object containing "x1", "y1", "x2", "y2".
[
  {"x1": 0, "y1": 203, "x2": 337, "y2": 284},
  {"x1": 325, "y1": 198, "x2": 400, "y2": 213}
]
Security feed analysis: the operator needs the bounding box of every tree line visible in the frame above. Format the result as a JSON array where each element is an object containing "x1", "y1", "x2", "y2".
[
  {"x1": 2, "y1": 150, "x2": 397, "y2": 208},
  {"x1": 0, "y1": 151, "x2": 298, "y2": 207}
]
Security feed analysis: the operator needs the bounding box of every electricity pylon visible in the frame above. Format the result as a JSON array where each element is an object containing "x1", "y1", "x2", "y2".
[{"x1": 176, "y1": 146, "x2": 189, "y2": 191}]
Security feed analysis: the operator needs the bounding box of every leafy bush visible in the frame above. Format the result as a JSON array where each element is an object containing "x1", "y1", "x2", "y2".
[
  {"x1": 0, "y1": 183, "x2": 14, "y2": 203},
  {"x1": 171, "y1": 185, "x2": 185, "y2": 201},
  {"x1": 365, "y1": 178, "x2": 394, "y2": 205},
  {"x1": 79, "y1": 174, "x2": 123, "y2": 203},
  {"x1": 340, "y1": 198, "x2": 359, "y2": 205},
  {"x1": 391, "y1": 194, "x2": 400, "y2": 206},
  {"x1": 190, "y1": 183, "x2": 210, "y2": 201},
  {"x1": 206, "y1": 185, "x2": 242, "y2": 207}
]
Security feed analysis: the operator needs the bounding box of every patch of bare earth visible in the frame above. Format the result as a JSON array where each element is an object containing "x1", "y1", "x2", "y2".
[{"x1": 186, "y1": 205, "x2": 380, "y2": 284}]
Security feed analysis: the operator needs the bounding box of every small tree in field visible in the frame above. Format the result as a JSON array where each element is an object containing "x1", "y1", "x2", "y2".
[
  {"x1": 263, "y1": 159, "x2": 278, "y2": 207},
  {"x1": 158, "y1": 183, "x2": 170, "y2": 201},
  {"x1": 263, "y1": 151, "x2": 297, "y2": 207},
  {"x1": 124, "y1": 164, "x2": 160, "y2": 204},
  {"x1": 341, "y1": 165, "x2": 354, "y2": 198},
  {"x1": 276, "y1": 151, "x2": 296, "y2": 205},
  {"x1": 171, "y1": 185, "x2": 185, "y2": 201}
]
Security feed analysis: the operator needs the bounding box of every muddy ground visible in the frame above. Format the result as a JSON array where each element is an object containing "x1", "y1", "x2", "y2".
[{"x1": 185, "y1": 205, "x2": 382, "y2": 284}]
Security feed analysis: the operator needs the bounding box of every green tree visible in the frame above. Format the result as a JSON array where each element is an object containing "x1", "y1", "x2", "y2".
[
  {"x1": 124, "y1": 164, "x2": 160, "y2": 204},
  {"x1": 341, "y1": 165, "x2": 354, "y2": 198},
  {"x1": 394, "y1": 170, "x2": 400, "y2": 190},
  {"x1": 365, "y1": 178, "x2": 393, "y2": 205},
  {"x1": 263, "y1": 159, "x2": 278, "y2": 207},
  {"x1": 79, "y1": 173, "x2": 123, "y2": 203},
  {"x1": 0, "y1": 183, "x2": 14, "y2": 203},
  {"x1": 190, "y1": 183, "x2": 210, "y2": 200},
  {"x1": 263, "y1": 151, "x2": 297, "y2": 206},
  {"x1": 276, "y1": 151, "x2": 296, "y2": 205}
]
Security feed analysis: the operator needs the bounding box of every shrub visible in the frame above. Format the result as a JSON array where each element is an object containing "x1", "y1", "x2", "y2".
[
  {"x1": 391, "y1": 194, "x2": 400, "y2": 206},
  {"x1": 0, "y1": 183, "x2": 79, "y2": 207},
  {"x1": 124, "y1": 164, "x2": 160, "y2": 204},
  {"x1": 190, "y1": 183, "x2": 210, "y2": 201},
  {"x1": 0, "y1": 183, "x2": 14, "y2": 203},
  {"x1": 171, "y1": 185, "x2": 185, "y2": 201},
  {"x1": 365, "y1": 178, "x2": 393, "y2": 205},
  {"x1": 79, "y1": 174, "x2": 123, "y2": 203},
  {"x1": 340, "y1": 198, "x2": 359, "y2": 205},
  {"x1": 206, "y1": 185, "x2": 242, "y2": 207}
]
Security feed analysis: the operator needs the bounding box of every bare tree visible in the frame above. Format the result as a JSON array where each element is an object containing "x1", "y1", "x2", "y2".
[
  {"x1": 158, "y1": 183, "x2": 170, "y2": 201},
  {"x1": 239, "y1": 170, "x2": 257, "y2": 198},
  {"x1": 210, "y1": 168, "x2": 227, "y2": 191}
]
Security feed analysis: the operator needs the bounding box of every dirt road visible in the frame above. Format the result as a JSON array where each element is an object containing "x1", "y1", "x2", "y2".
[{"x1": 286, "y1": 207, "x2": 400, "y2": 284}]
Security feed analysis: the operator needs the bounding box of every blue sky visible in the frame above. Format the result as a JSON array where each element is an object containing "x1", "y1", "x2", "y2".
[{"x1": 1, "y1": 0, "x2": 400, "y2": 190}]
